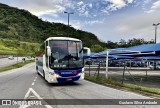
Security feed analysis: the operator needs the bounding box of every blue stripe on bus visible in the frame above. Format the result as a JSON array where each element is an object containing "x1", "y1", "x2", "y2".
[{"x1": 54, "y1": 68, "x2": 82, "y2": 77}]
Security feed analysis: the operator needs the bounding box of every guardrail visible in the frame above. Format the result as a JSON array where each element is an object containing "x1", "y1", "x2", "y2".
[{"x1": 0, "y1": 55, "x2": 12, "y2": 59}]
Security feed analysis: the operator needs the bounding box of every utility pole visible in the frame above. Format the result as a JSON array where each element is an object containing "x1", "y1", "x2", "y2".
[
  {"x1": 153, "y1": 23, "x2": 160, "y2": 70},
  {"x1": 64, "y1": 11, "x2": 74, "y2": 37},
  {"x1": 153, "y1": 23, "x2": 160, "y2": 43}
]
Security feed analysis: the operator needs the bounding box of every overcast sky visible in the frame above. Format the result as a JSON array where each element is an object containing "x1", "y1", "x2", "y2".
[{"x1": 0, "y1": 0, "x2": 160, "y2": 42}]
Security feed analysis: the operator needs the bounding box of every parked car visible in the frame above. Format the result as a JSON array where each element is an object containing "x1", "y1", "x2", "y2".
[
  {"x1": 27, "y1": 56, "x2": 31, "y2": 59},
  {"x1": 149, "y1": 64, "x2": 160, "y2": 70},
  {"x1": 8, "y1": 56, "x2": 14, "y2": 60}
]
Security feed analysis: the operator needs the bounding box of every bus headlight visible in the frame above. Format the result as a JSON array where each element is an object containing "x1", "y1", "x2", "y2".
[
  {"x1": 53, "y1": 73, "x2": 59, "y2": 78},
  {"x1": 78, "y1": 73, "x2": 81, "y2": 76},
  {"x1": 49, "y1": 72, "x2": 59, "y2": 77}
]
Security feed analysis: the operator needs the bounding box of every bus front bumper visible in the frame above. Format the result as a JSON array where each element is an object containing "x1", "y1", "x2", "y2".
[{"x1": 48, "y1": 73, "x2": 84, "y2": 83}]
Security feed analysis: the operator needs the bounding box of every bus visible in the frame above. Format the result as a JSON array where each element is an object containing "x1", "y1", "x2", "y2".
[{"x1": 36, "y1": 37, "x2": 90, "y2": 83}]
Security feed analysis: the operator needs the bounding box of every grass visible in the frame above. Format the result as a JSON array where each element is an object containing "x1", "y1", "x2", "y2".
[
  {"x1": 0, "y1": 38, "x2": 40, "y2": 55},
  {"x1": 0, "y1": 60, "x2": 34, "y2": 72},
  {"x1": 0, "y1": 49, "x2": 17, "y2": 55},
  {"x1": 85, "y1": 74, "x2": 160, "y2": 98}
]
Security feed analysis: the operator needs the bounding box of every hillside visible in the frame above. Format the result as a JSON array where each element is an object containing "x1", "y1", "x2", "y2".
[
  {"x1": 0, "y1": 38, "x2": 39, "y2": 55},
  {"x1": 0, "y1": 3, "x2": 103, "y2": 48}
]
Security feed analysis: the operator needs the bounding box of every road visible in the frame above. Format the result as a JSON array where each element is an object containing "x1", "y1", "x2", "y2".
[
  {"x1": 0, "y1": 57, "x2": 25, "y2": 68},
  {"x1": 0, "y1": 63, "x2": 159, "y2": 108}
]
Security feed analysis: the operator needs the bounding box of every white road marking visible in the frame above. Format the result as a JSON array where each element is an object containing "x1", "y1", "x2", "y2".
[
  {"x1": 31, "y1": 82, "x2": 34, "y2": 86},
  {"x1": 19, "y1": 88, "x2": 53, "y2": 108},
  {"x1": 32, "y1": 75, "x2": 38, "y2": 84},
  {"x1": 34, "y1": 75, "x2": 37, "y2": 82}
]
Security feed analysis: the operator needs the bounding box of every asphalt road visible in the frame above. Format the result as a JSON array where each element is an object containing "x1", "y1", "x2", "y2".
[
  {"x1": 0, "y1": 57, "x2": 25, "y2": 68},
  {"x1": 0, "y1": 63, "x2": 159, "y2": 108}
]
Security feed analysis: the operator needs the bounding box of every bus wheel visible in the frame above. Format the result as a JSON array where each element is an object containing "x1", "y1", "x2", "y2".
[
  {"x1": 43, "y1": 71, "x2": 47, "y2": 82},
  {"x1": 36, "y1": 66, "x2": 40, "y2": 75}
]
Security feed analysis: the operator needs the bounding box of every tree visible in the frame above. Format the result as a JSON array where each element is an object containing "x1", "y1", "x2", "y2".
[
  {"x1": 91, "y1": 44, "x2": 104, "y2": 52},
  {"x1": 128, "y1": 38, "x2": 145, "y2": 46}
]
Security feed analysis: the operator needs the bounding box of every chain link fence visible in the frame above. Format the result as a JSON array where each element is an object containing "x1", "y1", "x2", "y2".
[{"x1": 85, "y1": 61, "x2": 160, "y2": 89}]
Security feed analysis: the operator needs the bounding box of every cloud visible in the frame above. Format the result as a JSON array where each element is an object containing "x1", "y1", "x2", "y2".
[
  {"x1": 106, "y1": 0, "x2": 126, "y2": 11},
  {"x1": 1, "y1": 0, "x2": 160, "y2": 42},
  {"x1": 146, "y1": 9, "x2": 155, "y2": 14},
  {"x1": 127, "y1": 0, "x2": 134, "y2": 4},
  {"x1": 76, "y1": 2, "x2": 93, "y2": 17},
  {"x1": 115, "y1": 12, "x2": 160, "y2": 41},
  {"x1": 0, "y1": 0, "x2": 134, "y2": 18},
  {"x1": 71, "y1": 20, "x2": 84, "y2": 29},
  {"x1": 116, "y1": 25, "x2": 131, "y2": 33},
  {"x1": 143, "y1": 0, "x2": 152, "y2": 4},
  {"x1": 102, "y1": 0, "x2": 134, "y2": 13},
  {"x1": 115, "y1": 12, "x2": 160, "y2": 33},
  {"x1": 0, "y1": 0, "x2": 68, "y2": 16},
  {"x1": 145, "y1": 0, "x2": 160, "y2": 13},
  {"x1": 83, "y1": 10, "x2": 160, "y2": 42},
  {"x1": 151, "y1": 0, "x2": 160, "y2": 9},
  {"x1": 34, "y1": 5, "x2": 65, "y2": 16},
  {"x1": 77, "y1": 1, "x2": 84, "y2": 6},
  {"x1": 85, "y1": 20, "x2": 104, "y2": 25}
]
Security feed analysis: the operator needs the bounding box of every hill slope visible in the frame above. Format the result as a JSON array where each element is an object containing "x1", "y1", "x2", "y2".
[
  {"x1": 0, "y1": 38, "x2": 39, "y2": 55},
  {"x1": 0, "y1": 3, "x2": 103, "y2": 48}
]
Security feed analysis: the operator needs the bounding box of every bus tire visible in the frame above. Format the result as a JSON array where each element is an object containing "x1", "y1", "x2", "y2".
[{"x1": 36, "y1": 66, "x2": 40, "y2": 75}]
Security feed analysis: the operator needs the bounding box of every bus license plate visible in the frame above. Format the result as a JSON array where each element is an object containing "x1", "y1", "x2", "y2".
[{"x1": 67, "y1": 78, "x2": 72, "y2": 81}]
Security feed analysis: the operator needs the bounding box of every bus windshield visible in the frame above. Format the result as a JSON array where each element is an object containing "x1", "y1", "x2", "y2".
[{"x1": 49, "y1": 40, "x2": 83, "y2": 69}]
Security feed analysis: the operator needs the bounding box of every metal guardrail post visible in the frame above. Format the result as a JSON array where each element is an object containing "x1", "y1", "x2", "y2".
[
  {"x1": 126, "y1": 68, "x2": 137, "y2": 85},
  {"x1": 121, "y1": 63, "x2": 126, "y2": 84},
  {"x1": 89, "y1": 64, "x2": 90, "y2": 76},
  {"x1": 154, "y1": 60, "x2": 156, "y2": 70},
  {"x1": 105, "y1": 51, "x2": 109, "y2": 79},
  {"x1": 145, "y1": 70, "x2": 148, "y2": 79},
  {"x1": 97, "y1": 63, "x2": 100, "y2": 78}
]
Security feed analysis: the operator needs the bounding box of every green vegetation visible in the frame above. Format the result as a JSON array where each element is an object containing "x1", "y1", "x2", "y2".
[
  {"x1": 85, "y1": 74, "x2": 160, "y2": 97},
  {"x1": 0, "y1": 3, "x2": 155, "y2": 54},
  {"x1": 0, "y1": 3, "x2": 102, "y2": 49},
  {"x1": 0, "y1": 60, "x2": 34, "y2": 72},
  {"x1": 0, "y1": 38, "x2": 40, "y2": 56},
  {"x1": 91, "y1": 44, "x2": 104, "y2": 52}
]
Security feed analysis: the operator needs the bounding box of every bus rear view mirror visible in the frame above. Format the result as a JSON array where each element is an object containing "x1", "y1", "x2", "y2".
[
  {"x1": 47, "y1": 46, "x2": 51, "y2": 56},
  {"x1": 83, "y1": 47, "x2": 91, "y2": 56}
]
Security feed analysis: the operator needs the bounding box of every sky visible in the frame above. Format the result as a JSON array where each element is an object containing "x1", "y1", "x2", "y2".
[{"x1": 0, "y1": 0, "x2": 160, "y2": 43}]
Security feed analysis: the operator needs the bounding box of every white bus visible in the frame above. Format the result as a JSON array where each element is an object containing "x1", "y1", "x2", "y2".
[{"x1": 36, "y1": 37, "x2": 90, "y2": 83}]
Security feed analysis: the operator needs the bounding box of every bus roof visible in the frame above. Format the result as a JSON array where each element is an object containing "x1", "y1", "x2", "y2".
[{"x1": 45, "y1": 37, "x2": 81, "y2": 42}]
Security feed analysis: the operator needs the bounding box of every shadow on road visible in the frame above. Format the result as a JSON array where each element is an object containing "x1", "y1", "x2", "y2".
[{"x1": 48, "y1": 81, "x2": 82, "y2": 87}]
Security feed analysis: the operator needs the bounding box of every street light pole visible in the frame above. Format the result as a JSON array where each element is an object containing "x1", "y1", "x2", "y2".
[
  {"x1": 153, "y1": 23, "x2": 160, "y2": 43},
  {"x1": 64, "y1": 11, "x2": 74, "y2": 37},
  {"x1": 153, "y1": 23, "x2": 160, "y2": 70}
]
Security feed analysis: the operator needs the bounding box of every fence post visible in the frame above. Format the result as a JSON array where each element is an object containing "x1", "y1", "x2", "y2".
[
  {"x1": 105, "y1": 51, "x2": 109, "y2": 79},
  {"x1": 89, "y1": 63, "x2": 90, "y2": 76},
  {"x1": 97, "y1": 63, "x2": 100, "y2": 77},
  {"x1": 121, "y1": 62, "x2": 126, "y2": 84},
  {"x1": 145, "y1": 70, "x2": 148, "y2": 79}
]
